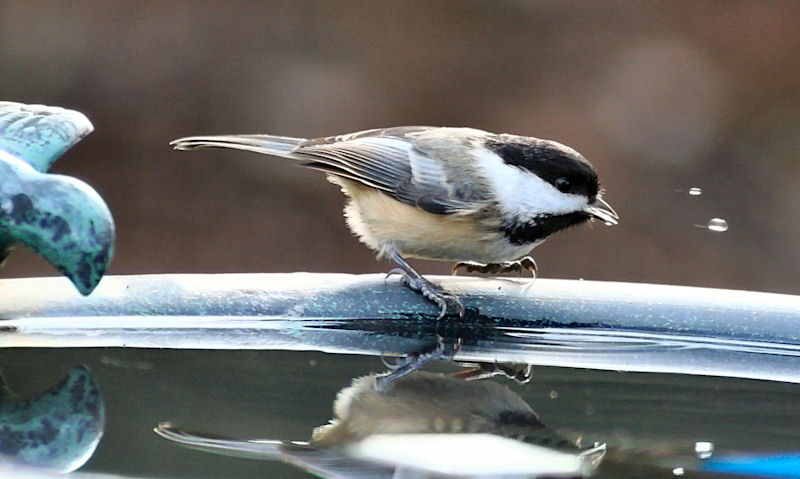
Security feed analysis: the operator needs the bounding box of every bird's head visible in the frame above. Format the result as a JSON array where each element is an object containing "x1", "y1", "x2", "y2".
[{"x1": 481, "y1": 137, "x2": 618, "y2": 245}]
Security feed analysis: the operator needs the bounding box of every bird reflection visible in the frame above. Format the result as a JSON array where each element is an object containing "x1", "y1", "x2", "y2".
[
  {"x1": 314, "y1": 369, "x2": 565, "y2": 448},
  {"x1": 156, "y1": 365, "x2": 605, "y2": 478}
]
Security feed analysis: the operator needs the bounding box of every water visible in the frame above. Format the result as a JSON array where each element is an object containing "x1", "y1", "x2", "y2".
[
  {"x1": 694, "y1": 217, "x2": 729, "y2": 233},
  {"x1": 2, "y1": 348, "x2": 799, "y2": 478},
  {"x1": 3, "y1": 274, "x2": 800, "y2": 478},
  {"x1": 695, "y1": 441, "x2": 714, "y2": 459},
  {"x1": 706, "y1": 218, "x2": 729, "y2": 232},
  {"x1": 673, "y1": 187, "x2": 702, "y2": 196},
  {"x1": 678, "y1": 187, "x2": 729, "y2": 234}
]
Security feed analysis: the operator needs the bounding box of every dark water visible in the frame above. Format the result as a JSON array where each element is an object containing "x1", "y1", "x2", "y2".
[{"x1": 2, "y1": 347, "x2": 799, "y2": 478}]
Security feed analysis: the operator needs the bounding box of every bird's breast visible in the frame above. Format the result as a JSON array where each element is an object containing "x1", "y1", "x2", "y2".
[{"x1": 336, "y1": 179, "x2": 536, "y2": 262}]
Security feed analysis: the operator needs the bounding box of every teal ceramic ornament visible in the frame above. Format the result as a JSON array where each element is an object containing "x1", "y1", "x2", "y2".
[
  {"x1": 0, "y1": 102, "x2": 114, "y2": 295},
  {"x1": 0, "y1": 366, "x2": 105, "y2": 472}
]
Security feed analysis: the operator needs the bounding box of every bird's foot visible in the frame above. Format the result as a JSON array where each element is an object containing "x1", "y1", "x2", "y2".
[
  {"x1": 386, "y1": 268, "x2": 465, "y2": 319},
  {"x1": 376, "y1": 336, "x2": 461, "y2": 392},
  {"x1": 452, "y1": 256, "x2": 538, "y2": 278},
  {"x1": 451, "y1": 362, "x2": 533, "y2": 384}
]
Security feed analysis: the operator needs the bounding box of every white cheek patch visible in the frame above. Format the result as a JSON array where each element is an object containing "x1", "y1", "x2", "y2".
[{"x1": 475, "y1": 149, "x2": 588, "y2": 221}]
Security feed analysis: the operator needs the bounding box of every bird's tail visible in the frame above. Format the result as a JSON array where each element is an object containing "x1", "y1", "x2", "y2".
[
  {"x1": 170, "y1": 134, "x2": 306, "y2": 158},
  {"x1": 154, "y1": 422, "x2": 287, "y2": 460}
]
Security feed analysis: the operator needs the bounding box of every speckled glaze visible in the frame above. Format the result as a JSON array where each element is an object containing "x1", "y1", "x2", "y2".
[
  {"x1": 0, "y1": 102, "x2": 114, "y2": 295},
  {"x1": 0, "y1": 366, "x2": 104, "y2": 472}
]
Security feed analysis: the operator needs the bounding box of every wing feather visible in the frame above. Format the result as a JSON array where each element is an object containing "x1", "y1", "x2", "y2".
[
  {"x1": 174, "y1": 126, "x2": 489, "y2": 215},
  {"x1": 293, "y1": 128, "x2": 481, "y2": 214}
]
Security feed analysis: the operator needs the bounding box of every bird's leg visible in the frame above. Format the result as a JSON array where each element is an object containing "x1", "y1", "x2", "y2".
[
  {"x1": 452, "y1": 256, "x2": 538, "y2": 278},
  {"x1": 386, "y1": 250, "x2": 465, "y2": 319},
  {"x1": 376, "y1": 336, "x2": 461, "y2": 392}
]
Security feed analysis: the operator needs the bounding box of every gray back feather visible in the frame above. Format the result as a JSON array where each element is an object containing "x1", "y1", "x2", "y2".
[{"x1": 294, "y1": 126, "x2": 489, "y2": 214}]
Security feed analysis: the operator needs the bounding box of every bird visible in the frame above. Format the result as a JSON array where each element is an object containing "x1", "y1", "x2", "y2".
[
  {"x1": 155, "y1": 370, "x2": 607, "y2": 478},
  {"x1": 311, "y1": 370, "x2": 563, "y2": 448},
  {"x1": 171, "y1": 126, "x2": 618, "y2": 317}
]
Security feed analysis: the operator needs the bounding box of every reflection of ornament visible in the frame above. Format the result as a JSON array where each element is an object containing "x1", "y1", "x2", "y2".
[
  {"x1": 0, "y1": 102, "x2": 114, "y2": 295},
  {"x1": 0, "y1": 365, "x2": 105, "y2": 472}
]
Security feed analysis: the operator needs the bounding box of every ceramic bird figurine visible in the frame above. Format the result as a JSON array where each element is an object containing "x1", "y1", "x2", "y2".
[{"x1": 0, "y1": 101, "x2": 114, "y2": 295}]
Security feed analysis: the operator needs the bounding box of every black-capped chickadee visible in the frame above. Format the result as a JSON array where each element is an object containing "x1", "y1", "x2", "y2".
[
  {"x1": 171, "y1": 127, "x2": 618, "y2": 317},
  {"x1": 155, "y1": 370, "x2": 607, "y2": 477}
]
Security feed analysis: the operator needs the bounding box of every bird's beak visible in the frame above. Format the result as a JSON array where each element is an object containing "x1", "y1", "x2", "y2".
[{"x1": 584, "y1": 197, "x2": 619, "y2": 225}]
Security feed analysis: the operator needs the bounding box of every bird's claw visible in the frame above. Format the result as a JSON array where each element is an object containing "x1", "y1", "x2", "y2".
[
  {"x1": 452, "y1": 362, "x2": 533, "y2": 384},
  {"x1": 385, "y1": 268, "x2": 405, "y2": 280},
  {"x1": 376, "y1": 336, "x2": 461, "y2": 392},
  {"x1": 380, "y1": 353, "x2": 407, "y2": 371},
  {"x1": 452, "y1": 256, "x2": 538, "y2": 279},
  {"x1": 388, "y1": 266, "x2": 464, "y2": 319}
]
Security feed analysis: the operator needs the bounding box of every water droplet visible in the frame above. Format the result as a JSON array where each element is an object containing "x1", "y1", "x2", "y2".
[
  {"x1": 707, "y1": 218, "x2": 728, "y2": 232},
  {"x1": 672, "y1": 467, "x2": 685, "y2": 476},
  {"x1": 549, "y1": 390, "x2": 558, "y2": 399},
  {"x1": 688, "y1": 187, "x2": 703, "y2": 196},
  {"x1": 695, "y1": 441, "x2": 714, "y2": 459}
]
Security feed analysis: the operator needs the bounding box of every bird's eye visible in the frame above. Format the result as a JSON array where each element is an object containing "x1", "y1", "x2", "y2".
[{"x1": 555, "y1": 177, "x2": 572, "y2": 193}]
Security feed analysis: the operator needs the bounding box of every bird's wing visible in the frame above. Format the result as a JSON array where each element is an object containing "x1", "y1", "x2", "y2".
[{"x1": 294, "y1": 127, "x2": 484, "y2": 214}]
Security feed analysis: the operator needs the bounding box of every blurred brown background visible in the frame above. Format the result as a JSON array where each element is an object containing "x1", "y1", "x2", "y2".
[{"x1": 1, "y1": 1, "x2": 798, "y2": 294}]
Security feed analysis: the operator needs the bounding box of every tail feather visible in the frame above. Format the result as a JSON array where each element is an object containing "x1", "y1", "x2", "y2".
[
  {"x1": 154, "y1": 422, "x2": 286, "y2": 460},
  {"x1": 170, "y1": 134, "x2": 305, "y2": 158}
]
